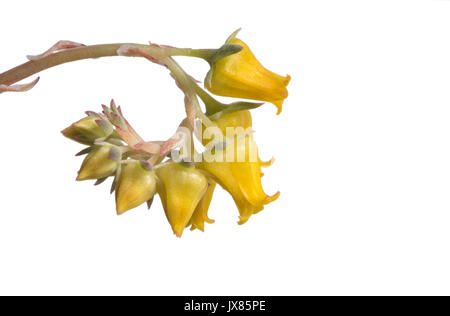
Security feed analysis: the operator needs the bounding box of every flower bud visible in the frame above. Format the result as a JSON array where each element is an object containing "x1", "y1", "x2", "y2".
[
  {"x1": 156, "y1": 162, "x2": 208, "y2": 237},
  {"x1": 205, "y1": 36, "x2": 290, "y2": 115},
  {"x1": 115, "y1": 160, "x2": 157, "y2": 215},
  {"x1": 62, "y1": 116, "x2": 113, "y2": 145},
  {"x1": 76, "y1": 145, "x2": 121, "y2": 181}
]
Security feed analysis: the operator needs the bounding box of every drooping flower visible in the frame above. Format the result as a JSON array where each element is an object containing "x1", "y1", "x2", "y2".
[
  {"x1": 76, "y1": 145, "x2": 121, "y2": 181},
  {"x1": 197, "y1": 129, "x2": 279, "y2": 224},
  {"x1": 115, "y1": 160, "x2": 157, "y2": 215},
  {"x1": 205, "y1": 35, "x2": 290, "y2": 114},
  {"x1": 156, "y1": 162, "x2": 208, "y2": 237}
]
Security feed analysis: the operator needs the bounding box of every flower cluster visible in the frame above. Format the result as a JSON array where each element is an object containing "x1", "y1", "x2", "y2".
[{"x1": 40, "y1": 30, "x2": 289, "y2": 237}]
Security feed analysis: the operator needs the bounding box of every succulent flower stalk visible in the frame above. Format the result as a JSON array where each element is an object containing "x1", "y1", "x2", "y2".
[{"x1": 0, "y1": 30, "x2": 290, "y2": 237}]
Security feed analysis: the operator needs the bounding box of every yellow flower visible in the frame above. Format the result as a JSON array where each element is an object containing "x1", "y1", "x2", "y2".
[
  {"x1": 205, "y1": 37, "x2": 290, "y2": 115},
  {"x1": 189, "y1": 181, "x2": 216, "y2": 232},
  {"x1": 115, "y1": 160, "x2": 157, "y2": 215},
  {"x1": 213, "y1": 109, "x2": 253, "y2": 135},
  {"x1": 76, "y1": 145, "x2": 120, "y2": 181},
  {"x1": 156, "y1": 162, "x2": 208, "y2": 237},
  {"x1": 204, "y1": 109, "x2": 275, "y2": 171},
  {"x1": 197, "y1": 137, "x2": 279, "y2": 224},
  {"x1": 198, "y1": 109, "x2": 279, "y2": 223},
  {"x1": 62, "y1": 116, "x2": 113, "y2": 145}
]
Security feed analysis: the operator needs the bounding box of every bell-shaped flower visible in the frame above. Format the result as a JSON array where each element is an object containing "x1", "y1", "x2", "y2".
[
  {"x1": 197, "y1": 134, "x2": 279, "y2": 224},
  {"x1": 156, "y1": 162, "x2": 208, "y2": 237},
  {"x1": 205, "y1": 35, "x2": 290, "y2": 114},
  {"x1": 76, "y1": 145, "x2": 121, "y2": 181},
  {"x1": 115, "y1": 160, "x2": 157, "y2": 215},
  {"x1": 62, "y1": 116, "x2": 113, "y2": 145}
]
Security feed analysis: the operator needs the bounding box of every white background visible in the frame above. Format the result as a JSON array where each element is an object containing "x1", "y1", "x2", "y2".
[{"x1": 1, "y1": 0, "x2": 450, "y2": 296}]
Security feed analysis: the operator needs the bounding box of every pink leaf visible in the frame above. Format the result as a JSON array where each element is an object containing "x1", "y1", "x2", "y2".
[
  {"x1": 0, "y1": 77, "x2": 40, "y2": 93},
  {"x1": 27, "y1": 40, "x2": 85, "y2": 61}
]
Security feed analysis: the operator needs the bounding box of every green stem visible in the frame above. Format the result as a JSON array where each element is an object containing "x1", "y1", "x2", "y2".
[
  {"x1": 163, "y1": 57, "x2": 215, "y2": 129},
  {"x1": 167, "y1": 48, "x2": 216, "y2": 61},
  {"x1": 194, "y1": 84, "x2": 225, "y2": 115}
]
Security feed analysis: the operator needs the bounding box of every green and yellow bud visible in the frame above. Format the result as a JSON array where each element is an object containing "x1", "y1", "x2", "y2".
[
  {"x1": 115, "y1": 160, "x2": 157, "y2": 215},
  {"x1": 76, "y1": 145, "x2": 121, "y2": 181},
  {"x1": 62, "y1": 116, "x2": 113, "y2": 145},
  {"x1": 156, "y1": 162, "x2": 208, "y2": 237}
]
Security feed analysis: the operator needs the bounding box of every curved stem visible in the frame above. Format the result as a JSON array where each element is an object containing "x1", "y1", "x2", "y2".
[
  {"x1": 164, "y1": 57, "x2": 215, "y2": 129},
  {"x1": 0, "y1": 43, "x2": 215, "y2": 86}
]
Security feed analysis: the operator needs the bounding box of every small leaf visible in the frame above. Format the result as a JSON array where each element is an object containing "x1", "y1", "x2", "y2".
[
  {"x1": 222, "y1": 101, "x2": 264, "y2": 114},
  {"x1": 209, "y1": 102, "x2": 264, "y2": 120},
  {"x1": 147, "y1": 198, "x2": 154, "y2": 210},
  {"x1": 75, "y1": 147, "x2": 92, "y2": 156},
  {"x1": 226, "y1": 28, "x2": 242, "y2": 43},
  {"x1": 85, "y1": 111, "x2": 102, "y2": 118},
  {"x1": 208, "y1": 44, "x2": 243, "y2": 65},
  {"x1": 95, "y1": 119, "x2": 113, "y2": 134},
  {"x1": 0, "y1": 77, "x2": 40, "y2": 94},
  {"x1": 94, "y1": 177, "x2": 108, "y2": 186},
  {"x1": 108, "y1": 147, "x2": 122, "y2": 161},
  {"x1": 26, "y1": 40, "x2": 85, "y2": 61}
]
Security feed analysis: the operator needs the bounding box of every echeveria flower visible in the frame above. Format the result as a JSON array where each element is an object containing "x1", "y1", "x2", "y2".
[{"x1": 205, "y1": 37, "x2": 290, "y2": 114}]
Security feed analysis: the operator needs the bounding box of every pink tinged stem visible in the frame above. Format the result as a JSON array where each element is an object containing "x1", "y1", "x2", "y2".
[
  {"x1": 133, "y1": 141, "x2": 163, "y2": 155},
  {"x1": 0, "y1": 43, "x2": 155, "y2": 87},
  {"x1": 26, "y1": 40, "x2": 86, "y2": 61},
  {"x1": 160, "y1": 133, "x2": 185, "y2": 156},
  {"x1": 116, "y1": 45, "x2": 167, "y2": 67},
  {"x1": 117, "y1": 44, "x2": 200, "y2": 134},
  {"x1": 184, "y1": 95, "x2": 197, "y2": 136}
]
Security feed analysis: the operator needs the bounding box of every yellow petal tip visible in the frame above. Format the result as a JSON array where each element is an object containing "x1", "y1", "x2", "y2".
[
  {"x1": 238, "y1": 216, "x2": 250, "y2": 225},
  {"x1": 284, "y1": 74, "x2": 291, "y2": 86},
  {"x1": 259, "y1": 156, "x2": 275, "y2": 168},
  {"x1": 116, "y1": 206, "x2": 130, "y2": 216},
  {"x1": 272, "y1": 99, "x2": 283, "y2": 114},
  {"x1": 172, "y1": 224, "x2": 185, "y2": 238},
  {"x1": 264, "y1": 191, "x2": 280, "y2": 205},
  {"x1": 76, "y1": 173, "x2": 87, "y2": 181}
]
